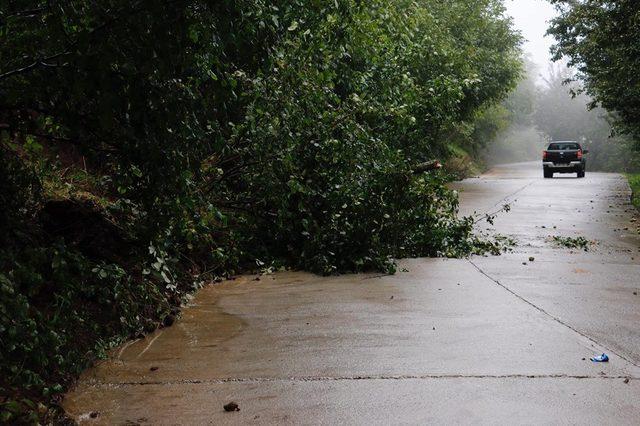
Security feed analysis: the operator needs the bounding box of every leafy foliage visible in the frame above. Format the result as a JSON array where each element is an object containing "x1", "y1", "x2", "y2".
[
  {"x1": 484, "y1": 57, "x2": 640, "y2": 172},
  {"x1": 534, "y1": 63, "x2": 640, "y2": 172},
  {"x1": 628, "y1": 174, "x2": 640, "y2": 210},
  {"x1": 0, "y1": 242, "x2": 169, "y2": 421},
  {"x1": 548, "y1": 0, "x2": 640, "y2": 143},
  {"x1": 551, "y1": 236, "x2": 591, "y2": 251},
  {"x1": 222, "y1": 0, "x2": 522, "y2": 273},
  {"x1": 0, "y1": 0, "x2": 522, "y2": 421}
]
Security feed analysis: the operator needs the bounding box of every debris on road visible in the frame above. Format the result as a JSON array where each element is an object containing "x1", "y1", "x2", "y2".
[
  {"x1": 590, "y1": 353, "x2": 609, "y2": 363},
  {"x1": 528, "y1": 256, "x2": 535, "y2": 262},
  {"x1": 224, "y1": 402, "x2": 240, "y2": 412},
  {"x1": 624, "y1": 378, "x2": 630, "y2": 384},
  {"x1": 551, "y1": 236, "x2": 591, "y2": 251}
]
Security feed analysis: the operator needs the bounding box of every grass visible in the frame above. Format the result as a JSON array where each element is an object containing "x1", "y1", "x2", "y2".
[{"x1": 627, "y1": 173, "x2": 640, "y2": 210}]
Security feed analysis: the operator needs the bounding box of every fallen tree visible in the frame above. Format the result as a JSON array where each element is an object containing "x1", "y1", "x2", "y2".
[{"x1": 0, "y1": 0, "x2": 521, "y2": 421}]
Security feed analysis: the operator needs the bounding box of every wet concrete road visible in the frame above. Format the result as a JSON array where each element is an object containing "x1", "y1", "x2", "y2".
[{"x1": 64, "y1": 162, "x2": 640, "y2": 424}]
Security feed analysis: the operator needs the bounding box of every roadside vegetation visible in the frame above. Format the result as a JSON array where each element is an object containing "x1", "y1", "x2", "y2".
[
  {"x1": 548, "y1": 1, "x2": 640, "y2": 145},
  {"x1": 484, "y1": 0, "x2": 640, "y2": 174},
  {"x1": 628, "y1": 174, "x2": 640, "y2": 210},
  {"x1": 0, "y1": 0, "x2": 522, "y2": 422},
  {"x1": 544, "y1": 0, "x2": 640, "y2": 174},
  {"x1": 534, "y1": 63, "x2": 640, "y2": 173},
  {"x1": 483, "y1": 58, "x2": 640, "y2": 174},
  {"x1": 542, "y1": 1, "x2": 640, "y2": 216}
]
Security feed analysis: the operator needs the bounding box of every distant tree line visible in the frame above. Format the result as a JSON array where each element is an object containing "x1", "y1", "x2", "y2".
[
  {"x1": 535, "y1": 64, "x2": 639, "y2": 172},
  {"x1": 548, "y1": 0, "x2": 640, "y2": 154},
  {"x1": 484, "y1": 57, "x2": 639, "y2": 173}
]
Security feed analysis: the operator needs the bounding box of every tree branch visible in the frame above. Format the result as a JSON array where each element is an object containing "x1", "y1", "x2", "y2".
[
  {"x1": 412, "y1": 160, "x2": 442, "y2": 174},
  {"x1": 0, "y1": 51, "x2": 70, "y2": 82},
  {"x1": 1, "y1": 8, "x2": 45, "y2": 20}
]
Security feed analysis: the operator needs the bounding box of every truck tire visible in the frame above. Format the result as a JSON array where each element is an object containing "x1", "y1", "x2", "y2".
[
  {"x1": 544, "y1": 170, "x2": 553, "y2": 179},
  {"x1": 577, "y1": 170, "x2": 585, "y2": 178}
]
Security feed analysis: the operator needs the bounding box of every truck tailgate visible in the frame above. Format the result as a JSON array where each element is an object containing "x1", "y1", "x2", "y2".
[{"x1": 547, "y1": 150, "x2": 579, "y2": 163}]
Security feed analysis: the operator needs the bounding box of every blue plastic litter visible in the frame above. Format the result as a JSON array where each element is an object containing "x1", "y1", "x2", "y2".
[{"x1": 590, "y1": 353, "x2": 609, "y2": 363}]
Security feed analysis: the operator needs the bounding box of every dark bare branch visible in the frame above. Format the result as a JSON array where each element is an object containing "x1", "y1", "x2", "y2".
[
  {"x1": 412, "y1": 160, "x2": 442, "y2": 174},
  {"x1": 0, "y1": 51, "x2": 70, "y2": 81}
]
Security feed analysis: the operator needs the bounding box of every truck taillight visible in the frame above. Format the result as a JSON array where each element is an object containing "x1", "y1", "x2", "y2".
[
  {"x1": 577, "y1": 150, "x2": 583, "y2": 160},
  {"x1": 543, "y1": 150, "x2": 548, "y2": 160}
]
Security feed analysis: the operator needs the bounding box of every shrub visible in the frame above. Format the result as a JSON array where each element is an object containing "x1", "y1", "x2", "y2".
[{"x1": 0, "y1": 0, "x2": 522, "y2": 420}]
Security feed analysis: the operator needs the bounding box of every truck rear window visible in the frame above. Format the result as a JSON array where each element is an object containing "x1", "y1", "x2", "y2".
[{"x1": 548, "y1": 143, "x2": 580, "y2": 150}]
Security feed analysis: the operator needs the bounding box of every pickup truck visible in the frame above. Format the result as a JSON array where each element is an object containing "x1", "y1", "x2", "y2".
[{"x1": 542, "y1": 141, "x2": 588, "y2": 179}]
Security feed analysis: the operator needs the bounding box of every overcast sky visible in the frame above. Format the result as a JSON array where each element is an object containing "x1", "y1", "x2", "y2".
[{"x1": 504, "y1": 0, "x2": 558, "y2": 78}]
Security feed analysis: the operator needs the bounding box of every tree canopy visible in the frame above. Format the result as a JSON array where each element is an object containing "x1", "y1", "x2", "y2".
[
  {"x1": 1, "y1": 0, "x2": 522, "y2": 272},
  {"x1": 533, "y1": 63, "x2": 639, "y2": 171},
  {"x1": 548, "y1": 0, "x2": 640, "y2": 143},
  {"x1": 0, "y1": 1, "x2": 522, "y2": 421}
]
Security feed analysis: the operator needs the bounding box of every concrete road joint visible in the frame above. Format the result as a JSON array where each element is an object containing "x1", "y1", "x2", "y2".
[
  {"x1": 475, "y1": 180, "x2": 535, "y2": 219},
  {"x1": 467, "y1": 259, "x2": 640, "y2": 369},
  {"x1": 89, "y1": 374, "x2": 638, "y2": 388}
]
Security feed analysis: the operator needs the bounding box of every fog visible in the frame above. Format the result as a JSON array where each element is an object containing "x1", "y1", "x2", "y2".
[
  {"x1": 486, "y1": 1, "x2": 638, "y2": 171},
  {"x1": 505, "y1": 0, "x2": 557, "y2": 83},
  {"x1": 484, "y1": 59, "x2": 637, "y2": 171}
]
